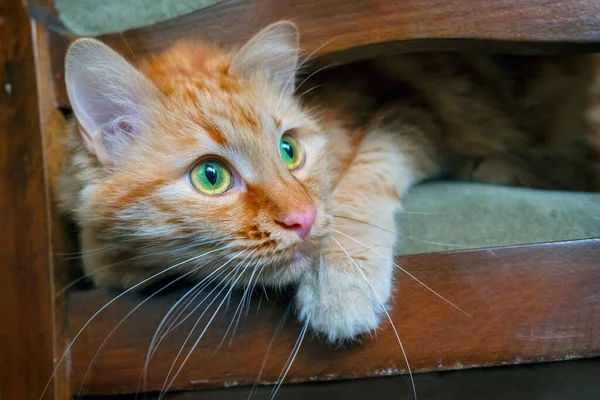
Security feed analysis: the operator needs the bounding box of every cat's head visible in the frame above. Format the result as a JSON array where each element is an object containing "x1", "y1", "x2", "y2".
[{"x1": 65, "y1": 22, "x2": 331, "y2": 288}]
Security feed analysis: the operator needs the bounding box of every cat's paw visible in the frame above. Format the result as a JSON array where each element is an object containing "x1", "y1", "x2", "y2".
[{"x1": 295, "y1": 259, "x2": 390, "y2": 343}]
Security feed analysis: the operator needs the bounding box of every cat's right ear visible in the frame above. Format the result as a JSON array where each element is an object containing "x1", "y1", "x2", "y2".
[
  {"x1": 230, "y1": 21, "x2": 299, "y2": 96},
  {"x1": 65, "y1": 39, "x2": 159, "y2": 167}
]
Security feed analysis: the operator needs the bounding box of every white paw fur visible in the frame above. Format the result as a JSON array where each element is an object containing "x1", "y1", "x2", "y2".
[{"x1": 295, "y1": 254, "x2": 392, "y2": 343}]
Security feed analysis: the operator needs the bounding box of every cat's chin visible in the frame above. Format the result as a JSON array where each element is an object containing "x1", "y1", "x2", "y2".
[
  {"x1": 291, "y1": 249, "x2": 305, "y2": 262},
  {"x1": 260, "y1": 252, "x2": 315, "y2": 287}
]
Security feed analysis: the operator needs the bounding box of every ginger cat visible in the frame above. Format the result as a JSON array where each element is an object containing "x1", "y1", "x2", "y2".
[{"x1": 58, "y1": 21, "x2": 599, "y2": 342}]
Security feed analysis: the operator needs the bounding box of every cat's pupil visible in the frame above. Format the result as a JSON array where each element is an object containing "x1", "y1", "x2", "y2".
[
  {"x1": 283, "y1": 141, "x2": 294, "y2": 159},
  {"x1": 205, "y1": 164, "x2": 218, "y2": 186}
]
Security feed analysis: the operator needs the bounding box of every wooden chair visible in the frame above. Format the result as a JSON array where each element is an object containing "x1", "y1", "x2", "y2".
[{"x1": 2, "y1": 0, "x2": 599, "y2": 398}]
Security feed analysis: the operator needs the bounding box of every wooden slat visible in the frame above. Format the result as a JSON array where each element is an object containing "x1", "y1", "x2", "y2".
[
  {"x1": 48, "y1": 0, "x2": 600, "y2": 108},
  {"x1": 23, "y1": 0, "x2": 70, "y2": 34},
  {"x1": 69, "y1": 239, "x2": 600, "y2": 396},
  {"x1": 32, "y1": 18, "x2": 76, "y2": 400},
  {"x1": 84, "y1": 358, "x2": 600, "y2": 400},
  {"x1": 0, "y1": 1, "x2": 69, "y2": 399},
  {"x1": 100, "y1": 0, "x2": 600, "y2": 56}
]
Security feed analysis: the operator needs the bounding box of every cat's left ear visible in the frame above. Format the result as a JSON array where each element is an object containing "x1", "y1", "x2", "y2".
[{"x1": 230, "y1": 21, "x2": 299, "y2": 95}]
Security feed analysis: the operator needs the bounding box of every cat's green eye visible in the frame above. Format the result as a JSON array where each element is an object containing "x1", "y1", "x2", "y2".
[
  {"x1": 279, "y1": 134, "x2": 304, "y2": 171},
  {"x1": 189, "y1": 159, "x2": 232, "y2": 195}
]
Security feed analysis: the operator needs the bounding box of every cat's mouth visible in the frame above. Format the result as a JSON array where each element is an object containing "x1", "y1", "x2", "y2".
[
  {"x1": 258, "y1": 240, "x2": 320, "y2": 267},
  {"x1": 273, "y1": 243, "x2": 313, "y2": 262}
]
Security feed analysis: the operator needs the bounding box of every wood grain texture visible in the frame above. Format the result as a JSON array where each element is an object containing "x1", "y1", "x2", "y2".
[
  {"x1": 100, "y1": 0, "x2": 600, "y2": 56},
  {"x1": 32, "y1": 18, "x2": 74, "y2": 400},
  {"x1": 47, "y1": 0, "x2": 600, "y2": 108},
  {"x1": 45, "y1": 31, "x2": 70, "y2": 110},
  {"x1": 69, "y1": 239, "x2": 600, "y2": 396},
  {"x1": 0, "y1": 1, "x2": 69, "y2": 399},
  {"x1": 83, "y1": 358, "x2": 600, "y2": 400}
]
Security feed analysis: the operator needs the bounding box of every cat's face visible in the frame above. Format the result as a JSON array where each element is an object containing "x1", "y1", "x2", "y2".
[{"x1": 66, "y1": 22, "x2": 331, "y2": 287}]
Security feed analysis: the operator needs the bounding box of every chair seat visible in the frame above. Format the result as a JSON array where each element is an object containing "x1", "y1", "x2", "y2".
[{"x1": 399, "y1": 182, "x2": 600, "y2": 255}]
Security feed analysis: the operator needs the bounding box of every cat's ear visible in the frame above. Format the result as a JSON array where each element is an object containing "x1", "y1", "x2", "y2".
[
  {"x1": 65, "y1": 38, "x2": 159, "y2": 166},
  {"x1": 230, "y1": 21, "x2": 299, "y2": 95}
]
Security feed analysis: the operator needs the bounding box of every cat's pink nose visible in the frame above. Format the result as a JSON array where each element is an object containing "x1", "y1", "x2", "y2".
[{"x1": 280, "y1": 206, "x2": 317, "y2": 239}]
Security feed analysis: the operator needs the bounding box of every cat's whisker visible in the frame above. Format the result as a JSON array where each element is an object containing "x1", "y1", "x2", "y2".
[
  {"x1": 247, "y1": 303, "x2": 291, "y2": 400},
  {"x1": 255, "y1": 292, "x2": 264, "y2": 316},
  {"x1": 60, "y1": 236, "x2": 237, "y2": 264},
  {"x1": 317, "y1": 253, "x2": 325, "y2": 291},
  {"x1": 144, "y1": 252, "x2": 240, "y2": 364},
  {"x1": 332, "y1": 214, "x2": 465, "y2": 248},
  {"x1": 215, "y1": 256, "x2": 262, "y2": 351},
  {"x1": 55, "y1": 238, "x2": 239, "y2": 297},
  {"x1": 138, "y1": 282, "x2": 209, "y2": 399},
  {"x1": 229, "y1": 261, "x2": 264, "y2": 346},
  {"x1": 57, "y1": 243, "x2": 120, "y2": 257},
  {"x1": 39, "y1": 249, "x2": 223, "y2": 400},
  {"x1": 55, "y1": 264, "x2": 116, "y2": 297},
  {"x1": 294, "y1": 64, "x2": 335, "y2": 97},
  {"x1": 151, "y1": 263, "x2": 228, "y2": 344},
  {"x1": 139, "y1": 253, "x2": 241, "y2": 395},
  {"x1": 331, "y1": 228, "x2": 469, "y2": 316},
  {"x1": 57, "y1": 251, "x2": 178, "y2": 297},
  {"x1": 157, "y1": 250, "x2": 256, "y2": 396},
  {"x1": 153, "y1": 251, "x2": 244, "y2": 333},
  {"x1": 158, "y1": 255, "x2": 253, "y2": 399},
  {"x1": 269, "y1": 312, "x2": 311, "y2": 400},
  {"x1": 404, "y1": 235, "x2": 467, "y2": 249},
  {"x1": 400, "y1": 210, "x2": 442, "y2": 215},
  {"x1": 232, "y1": 261, "x2": 268, "y2": 344},
  {"x1": 76, "y1": 258, "x2": 214, "y2": 400},
  {"x1": 296, "y1": 37, "x2": 338, "y2": 75},
  {"x1": 148, "y1": 255, "x2": 244, "y2": 364},
  {"x1": 263, "y1": 255, "x2": 322, "y2": 399},
  {"x1": 144, "y1": 281, "x2": 237, "y2": 397},
  {"x1": 334, "y1": 212, "x2": 437, "y2": 224},
  {"x1": 59, "y1": 237, "x2": 177, "y2": 258},
  {"x1": 296, "y1": 84, "x2": 322, "y2": 102},
  {"x1": 331, "y1": 237, "x2": 417, "y2": 400},
  {"x1": 118, "y1": 32, "x2": 139, "y2": 62},
  {"x1": 331, "y1": 222, "x2": 466, "y2": 249},
  {"x1": 246, "y1": 264, "x2": 266, "y2": 317},
  {"x1": 155, "y1": 272, "x2": 238, "y2": 399},
  {"x1": 262, "y1": 286, "x2": 271, "y2": 302},
  {"x1": 143, "y1": 282, "x2": 205, "y2": 387},
  {"x1": 279, "y1": 62, "x2": 337, "y2": 116},
  {"x1": 276, "y1": 37, "x2": 338, "y2": 111}
]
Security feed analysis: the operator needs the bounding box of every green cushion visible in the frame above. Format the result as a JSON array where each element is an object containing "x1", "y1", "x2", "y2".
[
  {"x1": 55, "y1": 0, "x2": 223, "y2": 36},
  {"x1": 397, "y1": 182, "x2": 600, "y2": 255}
]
